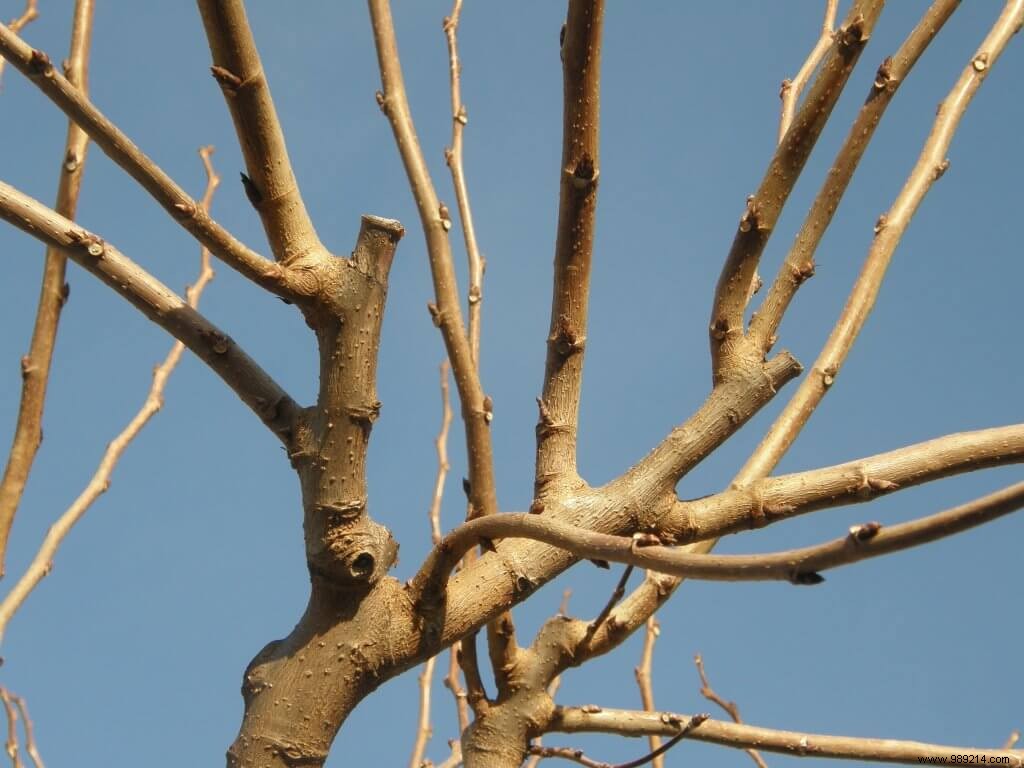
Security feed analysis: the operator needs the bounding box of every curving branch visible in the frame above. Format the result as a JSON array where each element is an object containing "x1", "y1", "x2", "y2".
[
  {"x1": 415, "y1": 481, "x2": 1024, "y2": 587},
  {"x1": 738, "y1": 0, "x2": 1024, "y2": 483},
  {"x1": 0, "y1": 21, "x2": 296, "y2": 299},
  {"x1": 552, "y1": 706, "x2": 1024, "y2": 766},
  {"x1": 0, "y1": 179, "x2": 300, "y2": 444},
  {"x1": 368, "y1": 0, "x2": 498, "y2": 522},
  {"x1": 196, "y1": 0, "x2": 323, "y2": 263},
  {"x1": 0, "y1": 0, "x2": 95, "y2": 578},
  {"x1": 750, "y1": 0, "x2": 961, "y2": 355},
  {"x1": 664, "y1": 423, "x2": 1024, "y2": 544},
  {"x1": 709, "y1": 0, "x2": 883, "y2": 383},
  {"x1": 634, "y1": 616, "x2": 663, "y2": 768},
  {"x1": 694, "y1": 655, "x2": 767, "y2": 768},
  {"x1": 535, "y1": 0, "x2": 605, "y2": 485}
]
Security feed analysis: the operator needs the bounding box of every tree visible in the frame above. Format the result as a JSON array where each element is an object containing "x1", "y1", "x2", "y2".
[{"x1": 0, "y1": 1, "x2": 1021, "y2": 766}]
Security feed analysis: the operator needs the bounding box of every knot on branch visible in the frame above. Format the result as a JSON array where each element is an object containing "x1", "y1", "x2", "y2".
[
  {"x1": 836, "y1": 15, "x2": 869, "y2": 57},
  {"x1": 345, "y1": 400, "x2": 382, "y2": 427},
  {"x1": 567, "y1": 155, "x2": 599, "y2": 192},
  {"x1": 873, "y1": 56, "x2": 897, "y2": 92},
  {"x1": 210, "y1": 65, "x2": 243, "y2": 93},
  {"x1": 548, "y1": 323, "x2": 586, "y2": 357},
  {"x1": 311, "y1": 519, "x2": 398, "y2": 590},
  {"x1": 28, "y1": 49, "x2": 52, "y2": 76}
]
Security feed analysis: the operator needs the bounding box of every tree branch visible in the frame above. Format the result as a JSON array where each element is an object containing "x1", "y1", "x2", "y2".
[
  {"x1": 694, "y1": 655, "x2": 768, "y2": 768},
  {"x1": 415, "y1": 480, "x2": 1024, "y2": 587},
  {"x1": 777, "y1": 0, "x2": 839, "y2": 144},
  {"x1": 196, "y1": 0, "x2": 323, "y2": 263},
  {"x1": 750, "y1": 0, "x2": 961, "y2": 354},
  {"x1": 0, "y1": 21, "x2": 296, "y2": 299},
  {"x1": 368, "y1": 0, "x2": 498, "y2": 521},
  {"x1": 0, "y1": 0, "x2": 95, "y2": 578},
  {"x1": 634, "y1": 616, "x2": 662, "y2": 768},
  {"x1": 0, "y1": 0, "x2": 36, "y2": 86},
  {"x1": 664, "y1": 423, "x2": 1024, "y2": 544},
  {"x1": 709, "y1": 0, "x2": 883, "y2": 383},
  {"x1": 535, "y1": 0, "x2": 605, "y2": 485},
  {"x1": 0, "y1": 149, "x2": 224, "y2": 640},
  {"x1": 552, "y1": 706, "x2": 1024, "y2": 766},
  {"x1": 0, "y1": 179, "x2": 300, "y2": 445},
  {"x1": 738, "y1": 0, "x2": 1024, "y2": 482}
]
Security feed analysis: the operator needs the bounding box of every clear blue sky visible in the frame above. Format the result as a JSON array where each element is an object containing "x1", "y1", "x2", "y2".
[{"x1": 1, "y1": 3, "x2": 1021, "y2": 766}]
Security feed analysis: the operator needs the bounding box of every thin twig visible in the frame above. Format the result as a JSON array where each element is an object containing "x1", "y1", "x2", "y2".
[
  {"x1": 552, "y1": 706, "x2": 1024, "y2": 766},
  {"x1": 0, "y1": 22, "x2": 293, "y2": 299},
  {"x1": 415, "y1": 480, "x2": 1024, "y2": 587},
  {"x1": 778, "y1": 0, "x2": 839, "y2": 143},
  {"x1": 442, "y1": 0, "x2": 485, "y2": 366},
  {"x1": 634, "y1": 615, "x2": 662, "y2": 768},
  {"x1": 0, "y1": 0, "x2": 36, "y2": 86},
  {"x1": 0, "y1": 689, "x2": 21, "y2": 768},
  {"x1": 409, "y1": 361, "x2": 455, "y2": 768},
  {"x1": 9, "y1": 696, "x2": 41, "y2": 768},
  {"x1": 1006, "y1": 731, "x2": 1021, "y2": 751},
  {"x1": 529, "y1": 714, "x2": 706, "y2": 768},
  {"x1": 694, "y1": 655, "x2": 768, "y2": 768},
  {"x1": 368, "y1": 0, "x2": 498, "y2": 522},
  {"x1": 581, "y1": 565, "x2": 633, "y2": 649},
  {"x1": 739, "y1": 0, "x2": 1024, "y2": 483},
  {"x1": 0, "y1": 149, "x2": 248, "y2": 640},
  {"x1": 535, "y1": 0, "x2": 605, "y2": 482},
  {"x1": 0, "y1": 0, "x2": 95, "y2": 577}
]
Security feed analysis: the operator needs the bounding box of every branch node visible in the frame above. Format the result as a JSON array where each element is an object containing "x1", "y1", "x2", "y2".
[
  {"x1": 837, "y1": 15, "x2": 868, "y2": 55},
  {"x1": 240, "y1": 172, "x2": 262, "y2": 207},
  {"x1": 972, "y1": 52, "x2": 990, "y2": 72},
  {"x1": 438, "y1": 202, "x2": 453, "y2": 232},
  {"x1": 933, "y1": 158, "x2": 951, "y2": 180},
  {"x1": 849, "y1": 521, "x2": 882, "y2": 542},
  {"x1": 27, "y1": 48, "x2": 52, "y2": 75},
  {"x1": 873, "y1": 56, "x2": 896, "y2": 91},
  {"x1": 209, "y1": 65, "x2": 242, "y2": 93}
]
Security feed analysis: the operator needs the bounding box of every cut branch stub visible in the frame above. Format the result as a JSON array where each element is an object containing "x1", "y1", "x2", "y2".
[{"x1": 292, "y1": 215, "x2": 404, "y2": 590}]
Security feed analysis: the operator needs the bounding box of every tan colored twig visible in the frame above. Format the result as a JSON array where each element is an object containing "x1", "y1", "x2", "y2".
[
  {"x1": 0, "y1": 179, "x2": 299, "y2": 447},
  {"x1": 535, "y1": 0, "x2": 605, "y2": 483},
  {"x1": 442, "y1": 0, "x2": 485, "y2": 366},
  {"x1": 0, "y1": 688, "x2": 21, "y2": 768},
  {"x1": 1006, "y1": 731, "x2": 1021, "y2": 750},
  {"x1": 7, "y1": 695, "x2": 40, "y2": 768},
  {"x1": 530, "y1": 714, "x2": 706, "y2": 768},
  {"x1": 0, "y1": 149, "x2": 265, "y2": 639},
  {"x1": 778, "y1": 0, "x2": 839, "y2": 144},
  {"x1": 709, "y1": 0, "x2": 883, "y2": 382},
  {"x1": 694, "y1": 655, "x2": 767, "y2": 768},
  {"x1": 750, "y1": 0, "x2": 961, "y2": 359},
  {"x1": 409, "y1": 361, "x2": 455, "y2": 768},
  {"x1": 0, "y1": 0, "x2": 35, "y2": 85},
  {"x1": 368, "y1": 0, "x2": 497, "y2": 525},
  {"x1": 665, "y1": 423, "x2": 1024, "y2": 544},
  {"x1": 0, "y1": 0, "x2": 95, "y2": 577},
  {"x1": 196, "y1": 0, "x2": 322, "y2": 264},
  {"x1": 0, "y1": 22, "x2": 295, "y2": 300},
  {"x1": 739, "y1": 0, "x2": 1024, "y2": 483},
  {"x1": 436, "y1": 739, "x2": 463, "y2": 768},
  {"x1": 634, "y1": 616, "x2": 662, "y2": 768},
  {"x1": 416, "y1": 480, "x2": 1024, "y2": 587},
  {"x1": 552, "y1": 706, "x2": 1024, "y2": 766}
]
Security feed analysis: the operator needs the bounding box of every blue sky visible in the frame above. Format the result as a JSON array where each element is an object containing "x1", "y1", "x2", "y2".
[{"x1": 1, "y1": 2, "x2": 1021, "y2": 766}]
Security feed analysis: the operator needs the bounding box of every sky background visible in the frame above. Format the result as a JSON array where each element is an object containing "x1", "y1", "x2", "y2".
[{"x1": 1, "y1": 2, "x2": 1022, "y2": 766}]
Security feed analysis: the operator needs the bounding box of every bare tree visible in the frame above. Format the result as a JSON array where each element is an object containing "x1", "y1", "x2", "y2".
[{"x1": 0, "y1": 2, "x2": 1022, "y2": 767}]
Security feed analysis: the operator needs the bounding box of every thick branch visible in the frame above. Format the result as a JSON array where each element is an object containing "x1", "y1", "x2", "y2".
[
  {"x1": 0, "y1": 0, "x2": 95, "y2": 578},
  {"x1": 750, "y1": 0, "x2": 961, "y2": 352},
  {"x1": 665, "y1": 423, "x2": 1024, "y2": 543},
  {"x1": 368, "y1": 0, "x2": 497, "y2": 521},
  {"x1": 415, "y1": 481, "x2": 1024, "y2": 586},
  {"x1": 0, "y1": 22, "x2": 295, "y2": 299},
  {"x1": 552, "y1": 707, "x2": 1024, "y2": 766},
  {"x1": 709, "y1": 0, "x2": 884, "y2": 382},
  {"x1": 739, "y1": 0, "x2": 1024, "y2": 482},
  {"x1": 197, "y1": 0, "x2": 323, "y2": 263},
  {"x1": 535, "y1": 0, "x2": 605, "y2": 484},
  {"x1": 0, "y1": 180, "x2": 299, "y2": 444}
]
